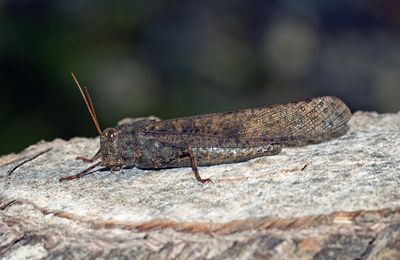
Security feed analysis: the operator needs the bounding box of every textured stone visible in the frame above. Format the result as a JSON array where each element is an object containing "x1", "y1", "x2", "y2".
[{"x1": 0, "y1": 111, "x2": 399, "y2": 259}]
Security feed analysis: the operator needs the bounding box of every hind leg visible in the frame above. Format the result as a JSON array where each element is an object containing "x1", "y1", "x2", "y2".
[{"x1": 186, "y1": 147, "x2": 212, "y2": 184}]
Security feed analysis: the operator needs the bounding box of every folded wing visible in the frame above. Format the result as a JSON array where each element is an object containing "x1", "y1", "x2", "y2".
[{"x1": 143, "y1": 96, "x2": 351, "y2": 148}]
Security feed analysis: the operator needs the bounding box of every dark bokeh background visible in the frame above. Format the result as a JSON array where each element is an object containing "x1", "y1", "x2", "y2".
[{"x1": 1, "y1": 0, "x2": 400, "y2": 155}]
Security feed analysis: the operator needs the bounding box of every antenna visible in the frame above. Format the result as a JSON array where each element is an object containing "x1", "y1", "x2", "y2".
[{"x1": 70, "y1": 72, "x2": 103, "y2": 136}]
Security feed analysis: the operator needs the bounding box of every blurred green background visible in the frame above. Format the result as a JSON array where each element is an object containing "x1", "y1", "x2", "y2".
[{"x1": 1, "y1": 0, "x2": 400, "y2": 155}]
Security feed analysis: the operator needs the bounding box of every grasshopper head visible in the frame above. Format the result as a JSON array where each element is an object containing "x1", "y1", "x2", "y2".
[
  {"x1": 100, "y1": 128, "x2": 124, "y2": 167},
  {"x1": 70, "y1": 73, "x2": 125, "y2": 169}
]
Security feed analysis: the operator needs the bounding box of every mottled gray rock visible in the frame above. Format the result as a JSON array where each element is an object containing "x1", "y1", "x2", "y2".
[{"x1": 1, "y1": 111, "x2": 399, "y2": 259}]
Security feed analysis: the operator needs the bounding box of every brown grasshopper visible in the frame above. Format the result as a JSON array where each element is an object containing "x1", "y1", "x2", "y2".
[{"x1": 60, "y1": 73, "x2": 351, "y2": 183}]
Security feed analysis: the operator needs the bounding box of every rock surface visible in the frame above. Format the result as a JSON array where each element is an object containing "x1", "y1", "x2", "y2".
[{"x1": 1, "y1": 111, "x2": 399, "y2": 259}]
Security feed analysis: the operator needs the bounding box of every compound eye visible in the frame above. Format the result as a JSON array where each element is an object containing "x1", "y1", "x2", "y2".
[{"x1": 107, "y1": 129, "x2": 118, "y2": 139}]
